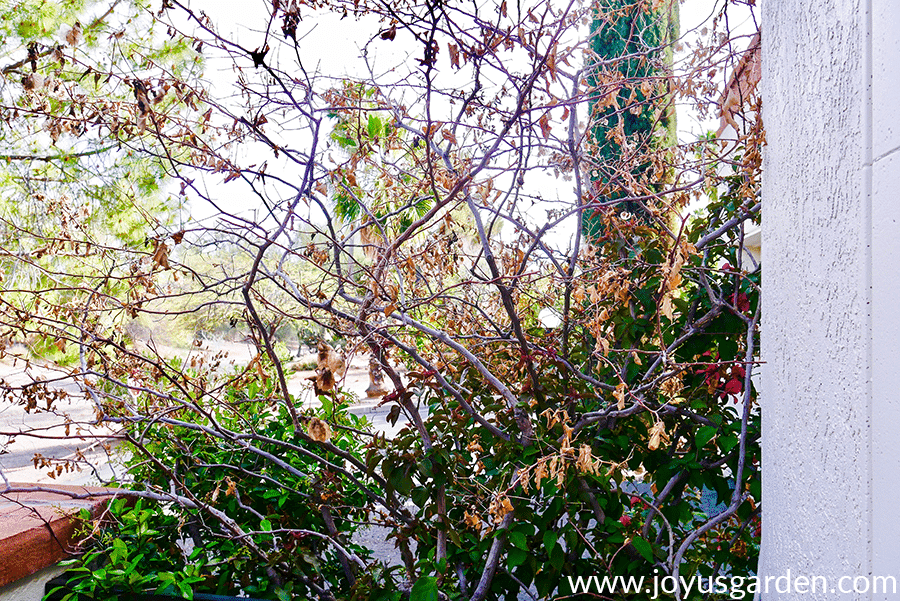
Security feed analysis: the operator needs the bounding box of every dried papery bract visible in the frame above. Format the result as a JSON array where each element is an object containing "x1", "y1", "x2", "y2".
[{"x1": 307, "y1": 417, "x2": 332, "y2": 443}]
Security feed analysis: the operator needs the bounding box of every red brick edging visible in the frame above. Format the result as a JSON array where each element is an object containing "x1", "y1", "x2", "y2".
[{"x1": 0, "y1": 483, "x2": 117, "y2": 588}]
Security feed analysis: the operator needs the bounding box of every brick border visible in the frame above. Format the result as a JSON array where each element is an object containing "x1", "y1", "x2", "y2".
[{"x1": 0, "y1": 483, "x2": 117, "y2": 588}]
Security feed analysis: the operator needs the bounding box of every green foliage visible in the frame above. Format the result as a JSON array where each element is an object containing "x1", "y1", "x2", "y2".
[
  {"x1": 327, "y1": 85, "x2": 433, "y2": 239},
  {"x1": 53, "y1": 499, "x2": 209, "y2": 601},
  {"x1": 53, "y1": 391, "x2": 382, "y2": 601},
  {"x1": 0, "y1": 0, "x2": 202, "y2": 361}
]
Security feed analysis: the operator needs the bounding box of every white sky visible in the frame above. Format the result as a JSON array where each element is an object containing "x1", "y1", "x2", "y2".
[{"x1": 175, "y1": 0, "x2": 759, "y2": 240}]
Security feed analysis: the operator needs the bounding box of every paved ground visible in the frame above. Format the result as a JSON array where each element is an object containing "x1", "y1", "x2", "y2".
[
  {"x1": 0, "y1": 339, "x2": 416, "y2": 484},
  {"x1": 0, "y1": 353, "x2": 121, "y2": 485}
]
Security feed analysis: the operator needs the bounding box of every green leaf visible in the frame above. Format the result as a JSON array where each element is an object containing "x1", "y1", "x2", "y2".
[
  {"x1": 410, "y1": 576, "x2": 439, "y2": 601},
  {"x1": 695, "y1": 425, "x2": 717, "y2": 449},
  {"x1": 631, "y1": 535, "x2": 654, "y2": 563},
  {"x1": 718, "y1": 338, "x2": 739, "y2": 361},
  {"x1": 260, "y1": 518, "x2": 272, "y2": 532},
  {"x1": 719, "y1": 434, "x2": 739, "y2": 454},
  {"x1": 177, "y1": 580, "x2": 194, "y2": 600},
  {"x1": 508, "y1": 546, "x2": 527, "y2": 567},
  {"x1": 542, "y1": 530, "x2": 557, "y2": 554},
  {"x1": 45, "y1": 586, "x2": 67, "y2": 599},
  {"x1": 367, "y1": 114, "x2": 382, "y2": 139},
  {"x1": 549, "y1": 543, "x2": 565, "y2": 570},
  {"x1": 508, "y1": 530, "x2": 527, "y2": 550},
  {"x1": 750, "y1": 476, "x2": 761, "y2": 500},
  {"x1": 124, "y1": 554, "x2": 145, "y2": 575}
]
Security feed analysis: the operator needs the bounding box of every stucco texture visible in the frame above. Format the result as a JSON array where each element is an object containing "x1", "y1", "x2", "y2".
[
  {"x1": 761, "y1": 0, "x2": 869, "y2": 595},
  {"x1": 763, "y1": 0, "x2": 900, "y2": 598}
]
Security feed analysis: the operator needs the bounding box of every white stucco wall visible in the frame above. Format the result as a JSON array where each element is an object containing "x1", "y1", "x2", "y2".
[
  {"x1": 0, "y1": 565, "x2": 64, "y2": 601},
  {"x1": 762, "y1": 1, "x2": 900, "y2": 599}
]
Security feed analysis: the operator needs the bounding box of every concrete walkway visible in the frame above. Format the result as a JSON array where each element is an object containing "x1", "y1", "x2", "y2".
[{"x1": 0, "y1": 340, "x2": 416, "y2": 486}]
